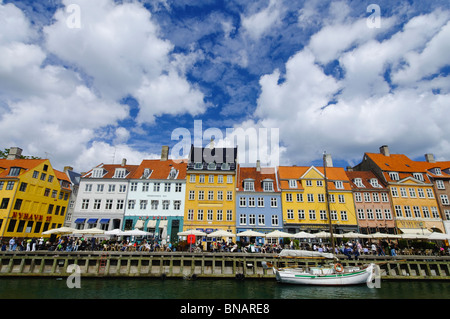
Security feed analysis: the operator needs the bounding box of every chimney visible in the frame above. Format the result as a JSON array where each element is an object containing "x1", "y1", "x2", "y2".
[
  {"x1": 425, "y1": 153, "x2": 436, "y2": 163},
  {"x1": 256, "y1": 160, "x2": 261, "y2": 172},
  {"x1": 161, "y1": 146, "x2": 169, "y2": 161},
  {"x1": 121, "y1": 158, "x2": 127, "y2": 166},
  {"x1": 323, "y1": 153, "x2": 333, "y2": 168},
  {"x1": 346, "y1": 166, "x2": 353, "y2": 172},
  {"x1": 64, "y1": 166, "x2": 73, "y2": 172},
  {"x1": 380, "y1": 145, "x2": 390, "y2": 157},
  {"x1": 6, "y1": 147, "x2": 23, "y2": 160}
]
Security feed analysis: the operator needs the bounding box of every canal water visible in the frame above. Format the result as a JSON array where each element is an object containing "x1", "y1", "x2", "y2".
[{"x1": 0, "y1": 277, "x2": 449, "y2": 299}]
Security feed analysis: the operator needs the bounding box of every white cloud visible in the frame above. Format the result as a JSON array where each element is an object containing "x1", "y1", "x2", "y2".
[
  {"x1": 240, "y1": 0, "x2": 283, "y2": 40},
  {"x1": 252, "y1": 9, "x2": 450, "y2": 165}
]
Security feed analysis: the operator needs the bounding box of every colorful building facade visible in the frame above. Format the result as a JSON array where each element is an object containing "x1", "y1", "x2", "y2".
[
  {"x1": 0, "y1": 148, "x2": 71, "y2": 238},
  {"x1": 354, "y1": 145, "x2": 445, "y2": 235},
  {"x1": 183, "y1": 145, "x2": 238, "y2": 234},
  {"x1": 278, "y1": 158, "x2": 359, "y2": 234},
  {"x1": 236, "y1": 163, "x2": 282, "y2": 241},
  {"x1": 123, "y1": 147, "x2": 187, "y2": 243}
]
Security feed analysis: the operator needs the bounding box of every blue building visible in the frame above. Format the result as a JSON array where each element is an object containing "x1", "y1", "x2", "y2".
[{"x1": 236, "y1": 163, "x2": 283, "y2": 244}]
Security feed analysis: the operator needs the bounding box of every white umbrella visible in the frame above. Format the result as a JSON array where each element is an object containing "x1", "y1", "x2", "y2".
[
  {"x1": 370, "y1": 232, "x2": 401, "y2": 239},
  {"x1": 400, "y1": 233, "x2": 428, "y2": 239},
  {"x1": 237, "y1": 230, "x2": 266, "y2": 237},
  {"x1": 72, "y1": 228, "x2": 105, "y2": 235},
  {"x1": 105, "y1": 229, "x2": 124, "y2": 236},
  {"x1": 293, "y1": 231, "x2": 316, "y2": 239},
  {"x1": 207, "y1": 230, "x2": 236, "y2": 238},
  {"x1": 341, "y1": 231, "x2": 372, "y2": 239},
  {"x1": 314, "y1": 231, "x2": 332, "y2": 238},
  {"x1": 42, "y1": 226, "x2": 77, "y2": 235},
  {"x1": 264, "y1": 230, "x2": 292, "y2": 238},
  {"x1": 428, "y1": 232, "x2": 450, "y2": 241},
  {"x1": 122, "y1": 229, "x2": 150, "y2": 236},
  {"x1": 177, "y1": 229, "x2": 207, "y2": 236}
]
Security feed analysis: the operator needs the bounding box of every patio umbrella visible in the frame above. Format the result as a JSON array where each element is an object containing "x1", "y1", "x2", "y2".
[
  {"x1": 42, "y1": 226, "x2": 77, "y2": 235},
  {"x1": 264, "y1": 230, "x2": 292, "y2": 238},
  {"x1": 400, "y1": 233, "x2": 428, "y2": 240},
  {"x1": 177, "y1": 229, "x2": 207, "y2": 236},
  {"x1": 121, "y1": 229, "x2": 150, "y2": 236},
  {"x1": 341, "y1": 231, "x2": 372, "y2": 239},
  {"x1": 237, "y1": 230, "x2": 266, "y2": 237},
  {"x1": 370, "y1": 232, "x2": 401, "y2": 239},
  {"x1": 293, "y1": 231, "x2": 316, "y2": 238},
  {"x1": 207, "y1": 230, "x2": 236, "y2": 238},
  {"x1": 72, "y1": 228, "x2": 105, "y2": 235},
  {"x1": 314, "y1": 231, "x2": 332, "y2": 238},
  {"x1": 428, "y1": 232, "x2": 450, "y2": 241},
  {"x1": 105, "y1": 229, "x2": 124, "y2": 236}
]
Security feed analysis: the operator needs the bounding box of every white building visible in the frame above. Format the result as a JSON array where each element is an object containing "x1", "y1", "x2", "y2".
[
  {"x1": 70, "y1": 159, "x2": 139, "y2": 231},
  {"x1": 123, "y1": 146, "x2": 187, "y2": 243}
]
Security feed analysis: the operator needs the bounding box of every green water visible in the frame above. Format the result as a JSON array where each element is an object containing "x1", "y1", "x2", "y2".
[{"x1": 0, "y1": 277, "x2": 449, "y2": 299}]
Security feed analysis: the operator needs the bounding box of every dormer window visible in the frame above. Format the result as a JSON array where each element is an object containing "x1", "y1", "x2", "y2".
[
  {"x1": 92, "y1": 168, "x2": 105, "y2": 178},
  {"x1": 263, "y1": 180, "x2": 274, "y2": 192},
  {"x1": 114, "y1": 168, "x2": 127, "y2": 178},
  {"x1": 354, "y1": 178, "x2": 364, "y2": 188},
  {"x1": 413, "y1": 173, "x2": 424, "y2": 181},
  {"x1": 8, "y1": 167, "x2": 21, "y2": 176},
  {"x1": 369, "y1": 178, "x2": 380, "y2": 187},
  {"x1": 389, "y1": 172, "x2": 399, "y2": 181},
  {"x1": 334, "y1": 181, "x2": 344, "y2": 189},
  {"x1": 221, "y1": 163, "x2": 230, "y2": 170},
  {"x1": 289, "y1": 180, "x2": 297, "y2": 188},
  {"x1": 244, "y1": 180, "x2": 255, "y2": 191},
  {"x1": 168, "y1": 167, "x2": 178, "y2": 179},
  {"x1": 207, "y1": 162, "x2": 216, "y2": 170},
  {"x1": 435, "y1": 168, "x2": 442, "y2": 175},
  {"x1": 194, "y1": 162, "x2": 202, "y2": 170},
  {"x1": 142, "y1": 168, "x2": 151, "y2": 179}
]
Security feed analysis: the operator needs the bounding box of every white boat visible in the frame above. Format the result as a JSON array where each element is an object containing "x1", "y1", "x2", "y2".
[{"x1": 266, "y1": 258, "x2": 375, "y2": 286}]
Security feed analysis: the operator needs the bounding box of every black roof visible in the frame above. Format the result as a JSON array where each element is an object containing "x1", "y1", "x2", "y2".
[{"x1": 187, "y1": 145, "x2": 237, "y2": 171}]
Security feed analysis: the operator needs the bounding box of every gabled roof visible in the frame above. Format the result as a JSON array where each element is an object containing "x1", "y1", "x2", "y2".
[
  {"x1": 0, "y1": 159, "x2": 47, "y2": 178},
  {"x1": 345, "y1": 171, "x2": 387, "y2": 190},
  {"x1": 237, "y1": 167, "x2": 279, "y2": 192},
  {"x1": 130, "y1": 159, "x2": 187, "y2": 180},
  {"x1": 82, "y1": 163, "x2": 139, "y2": 179},
  {"x1": 187, "y1": 145, "x2": 237, "y2": 171}
]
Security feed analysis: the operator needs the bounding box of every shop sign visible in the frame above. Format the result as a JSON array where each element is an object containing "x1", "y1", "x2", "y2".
[{"x1": 11, "y1": 211, "x2": 51, "y2": 222}]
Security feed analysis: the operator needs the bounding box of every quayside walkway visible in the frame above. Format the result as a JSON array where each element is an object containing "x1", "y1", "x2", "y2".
[{"x1": 1, "y1": 251, "x2": 450, "y2": 280}]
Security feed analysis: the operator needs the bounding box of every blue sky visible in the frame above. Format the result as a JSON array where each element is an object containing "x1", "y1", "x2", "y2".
[{"x1": 1, "y1": 0, "x2": 450, "y2": 172}]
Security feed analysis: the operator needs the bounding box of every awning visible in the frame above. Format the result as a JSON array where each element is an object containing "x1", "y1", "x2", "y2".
[
  {"x1": 135, "y1": 219, "x2": 145, "y2": 229},
  {"x1": 146, "y1": 220, "x2": 157, "y2": 228},
  {"x1": 99, "y1": 219, "x2": 110, "y2": 224},
  {"x1": 159, "y1": 220, "x2": 168, "y2": 228},
  {"x1": 87, "y1": 218, "x2": 98, "y2": 224},
  {"x1": 399, "y1": 228, "x2": 432, "y2": 235},
  {"x1": 74, "y1": 218, "x2": 86, "y2": 224}
]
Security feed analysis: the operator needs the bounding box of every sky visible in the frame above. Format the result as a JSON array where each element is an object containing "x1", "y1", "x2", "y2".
[{"x1": 1, "y1": 0, "x2": 450, "y2": 172}]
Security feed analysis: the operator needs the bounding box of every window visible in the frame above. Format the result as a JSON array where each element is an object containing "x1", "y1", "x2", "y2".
[
  {"x1": 140, "y1": 200, "x2": 148, "y2": 210},
  {"x1": 130, "y1": 182, "x2": 137, "y2": 191},
  {"x1": 413, "y1": 173, "x2": 424, "y2": 181},
  {"x1": 32, "y1": 171, "x2": 39, "y2": 179},
  {"x1": 285, "y1": 193, "x2": 292, "y2": 202},
  {"x1": 94, "y1": 199, "x2": 101, "y2": 210},
  {"x1": 190, "y1": 175, "x2": 196, "y2": 183},
  {"x1": 117, "y1": 199, "x2": 124, "y2": 210},
  {"x1": 119, "y1": 185, "x2": 126, "y2": 193},
  {"x1": 217, "y1": 210, "x2": 223, "y2": 221},
  {"x1": 257, "y1": 197, "x2": 264, "y2": 207},
  {"x1": 143, "y1": 168, "x2": 151, "y2": 178},
  {"x1": 189, "y1": 190, "x2": 195, "y2": 200},
  {"x1": 174, "y1": 200, "x2": 181, "y2": 210},
  {"x1": 128, "y1": 200, "x2": 135, "y2": 209},
  {"x1": 394, "y1": 205, "x2": 402, "y2": 217},
  {"x1": 319, "y1": 210, "x2": 327, "y2": 220},
  {"x1": 14, "y1": 199, "x2": 22, "y2": 210},
  {"x1": 240, "y1": 214, "x2": 247, "y2": 224},
  {"x1": 340, "y1": 211, "x2": 348, "y2": 221},
  {"x1": 298, "y1": 210, "x2": 305, "y2": 219},
  {"x1": 19, "y1": 182, "x2": 27, "y2": 192},
  {"x1": 391, "y1": 187, "x2": 398, "y2": 197},
  {"x1": 400, "y1": 187, "x2": 407, "y2": 197},
  {"x1": 44, "y1": 188, "x2": 50, "y2": 197},
  {"x1": 227, "y1": 175, "x2": 233, "y2": 183},
  {"x1": 331, "y1": 210, "x2": 338, "y2": 220},
  {"x1": 354, "y1": 192, "x2": 362, "y2": 202},
  {"x1": 408, "y1": 188, "x2": 416, "y2": 198},
  {"x1": 109, "y1": 184, "x2": 116, "y2": 192},
  {"x1": 364, "y1": 192, "x2": 371, "y2": 202},
  {"x1": 6, "y1": 181, "x2": 15, "y2": 190},
  {"x1": 208, "y1": 190, "x2": 214, "y2": 200},
  {"x1": 389, "y1": 172, "x2": 399, "y2": 180},
  {"x1": 271, "y1": 215, "x2": 279, "y2": 226},
  {"x1": 162, "y1": 200, "x2": 169, "y2": 210},
  {"x1": 367, "y1": 209, "x2": 374, "y2": 219},
  {"x1": 194, "y1": 162, "x2": 202, "y2": 170},
  {"x1": 197, "y1": 210, "x2": 203, "y2": 220},
  {"x1": 208, "y1": 175, "x2": 214, "y2": 183},
  {"x1": 153, "y1": 183, "x2": 160, "y2": 192},
  {"x1": 199, "y1": 175, "x2": 205, "y2": 183},
  {"x1": 338, "y1": 195, "x2": 345, "y2": 203},
  {"x1": 198, "y1": 190, "x2": 204, "y2": 200},
  {"x1": 247, "y1": 197, "x2": 255, "y2": 207},
  {"x1": 435, "y1": 168, "x2": 442, "y2": 175},
  {"x1": 217, "y1": 191, "x2": 223, "y2": 200},
  {"x1": 207, "y1": 210, "x2": 213, "y2": 221},
  {"x1": 328, "y1": 194, "x2": 335, "y2": 203},
  {"x1": 436, "y1": 180, "x2": 445, "y2": 189},
  {"x1": 207, "y1": 163, "x2": 216, "y2": 170},
  {"x1": 308, "y1": 210, "x2": 316, "y2": 220},
  {"x1": 164, "y1": 183, "x2": 171, "y2": 192},
  {"x1": 431, "y1": 207, "x2": 439, "y2": 218},
  {"x1": 316, "y1": 180, "x2": 323, "y2": 187},
  {"x1": 217, "y1": 175, "x2": 223, "y2": 183},
  {"x1": 334, "y1": 181, "x2": 344, "y2": 189},
  {"x1": 249, "y1": 214, "x2": 256, "y2": 225},
  {"x1": 227, "y1": 191, "x2": 233, "y2": 201},
  {"x1": 271, "y1": 197, "x2": 278, "y2": 207},
  {"x1": 422, "y1": 206, "x2": 430, "y2": 218},
  {"x1": 258, "y1": 215, "x2": 265, "y2": 225},
  {"x1": 244, "y1": 181, "x2": 255, "y2": 191},
  {"x1": 0, "y1": 198, "x2": 10, "y2": 209},
  {"x1": 92, "y1": 168, "x2": 104, "y2": 178},
  {"x1": 263, "y1": 181, "x2": 274, "y2": 191},
  {"x1": 175, "y1": 183, "x2": 182, "y2": 192},
  {"x1": 384, "y1": 209, "x2": 392, "y2": 220},
  {"x1": 441, "y1": 195, "x2": 449, "y2": 205},
  {"x1": 317, "y1": 194, "x2": 325, "y2": 202},
  {"x1": 8, "y1": 167, "x2": 21, "y2": 176},
  {"x1": 81, "y1": 199, "x2": 89, "y2": 210},
  {"x1": 287, "y1": 209, "x2": 294, "y2": 219},
  {"x1": 40, "y1": 173, "x2": 46, "y2": 181},
  {"x1": 370, "y1": 178, "x2": 380, "y2": 187},
  {"x1": 296, "y1": 193, "x2": 303, "y2": 202},
  {"x1": 357, "y1": 209, "x2": 365, "y2": 219},
  {"x1": 142, "y1": 183, "x2": 149, "y2": 192},
  {"x1": 413, "y1": 206, "x2": 421, "y2": 218},
  {"x1": 289, "y1": 180, "x2": 297, "y2": 188},
  {"x1": 222, "y1": 163, "x2": 230, "y2": 170},
  {"x1": 375, "y1": 209, "x2": 383, "y2": 219},
  {"x1": 372, "y1": 193, "x2": 380, "y2": 202},
  {"x1": 105, "y1": 199, "x2": 113, "y2": 210},
  {"x1": 96, "y1": 184, "x2": 104, "y2": 192},
  {"x1": 354, "y1": 178, "x2": 364, "y2": 187},
  {"x1": 307, "y1": 194, "x2": 314, "y2": 202},
  {"x1": 114, "y1": 168, "x2": 127, "y2": 178},
  {"x1": 381, "y1": 193, "x2": 389, "y2": 202},
  {"x1": 187, "y1": 210, "x2": 194, "y2": 220},
  {"x1": 226, "y1": 210, "x2": 233, "y2": 221},
  {"x1": 404, "y1": 206, "x2": 412, "y2": 218},
  {"x1": 239, "y1": 197, "x2": 246, "y2": 207},
  {"x1": 426, "y1": 188, "x2": 434, "y2": 198}
]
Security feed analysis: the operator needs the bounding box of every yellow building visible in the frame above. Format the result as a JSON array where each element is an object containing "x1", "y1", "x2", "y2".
[
  {"x1": 0, "y1": 148, "x2": 71, "y2": 239},
  {"x1": 354, "y1": 145, "x2": 444, "y2": 234},
  {"x1": 183, "y1": 145, "x2": 238, "y2": 234},
  {"x1": 278, "y1": 162, "x2": 358, "y2": 234}
]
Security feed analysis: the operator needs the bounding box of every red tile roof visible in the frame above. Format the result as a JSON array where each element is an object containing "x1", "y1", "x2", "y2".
[
  {"x1": 345, "y1": 171, "x2": 387, "y2": 190},
  {"x1": 0, "y1": 159, "x2": 47, "y2": 178},
  {"x1": 131, "y1": 159, "x2": 187, "y2": 180},
  {"x1": 237, "y1": 166, "x2": 279, "y2": 192}
]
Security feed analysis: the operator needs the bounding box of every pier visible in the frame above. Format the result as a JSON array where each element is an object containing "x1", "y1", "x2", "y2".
[{"x1": 1, "y1": 251, "x2": 450, "y2": 280}]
